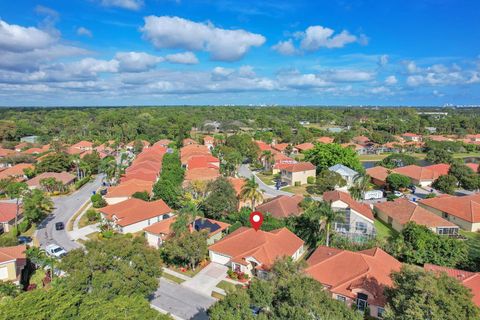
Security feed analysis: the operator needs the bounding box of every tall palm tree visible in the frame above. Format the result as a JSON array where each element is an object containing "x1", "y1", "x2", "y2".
[
  {"x1": 240, "y1": 176, "x2": 264, "y2": 210},
  {"x1": 349, "y1": 173, "x2": 371, "y2": 200},
  {"x1": 100, "y1": 158, "x2": 117, "y2": 184},
  {"x1": 172, "y1": 202, "x2": 203, "y2": 235},
  {"x1": 319, "y1": 201, "x2": 342, "y2": 247},
  {"x1": 261, "y1": 150, "x2": 274, "y2": 171}
]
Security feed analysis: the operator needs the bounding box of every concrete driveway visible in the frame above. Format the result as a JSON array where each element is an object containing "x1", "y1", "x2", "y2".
[
  {"x1": 151, "y1": 278, "x2": 215, "y2": 320},
  {"x1": 182, "y1": 263, "x2": 228, "y2": 295}
]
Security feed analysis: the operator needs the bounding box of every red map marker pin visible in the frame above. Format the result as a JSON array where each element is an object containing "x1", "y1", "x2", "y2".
[{"x1": 249, "y1": 211, "x2": 264, "y2": 231}]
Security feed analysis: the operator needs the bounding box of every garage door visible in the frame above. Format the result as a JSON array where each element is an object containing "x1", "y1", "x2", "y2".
[{"x1": 209, "y1": 251, "x2": 231, "y2": 265}]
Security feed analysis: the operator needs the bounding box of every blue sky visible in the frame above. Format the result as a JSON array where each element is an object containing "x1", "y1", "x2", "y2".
[{"x1": 0, "y1": 0, "x2": 479, "y2": 106}]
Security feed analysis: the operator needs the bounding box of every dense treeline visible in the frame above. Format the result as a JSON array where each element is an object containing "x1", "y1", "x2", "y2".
[{"x1": 1, "y1": 107, "x2": 480, "y2": 145}]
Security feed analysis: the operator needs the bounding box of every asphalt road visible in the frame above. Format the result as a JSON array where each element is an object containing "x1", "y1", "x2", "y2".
[
  {"x1": 238, "y1": 164, "x2": 293, "y2": 197},
  {"x1": 151, "y1": 278, "x2": 215, "y2": 320},
  {"x1": 36, "y1": 174, "x2": 104, "y2": 251}
]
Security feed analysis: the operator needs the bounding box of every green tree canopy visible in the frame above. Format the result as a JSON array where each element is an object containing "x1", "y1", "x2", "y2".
[
  {"x1": 202, "y1": 177, "x2": 238, "y2": 219},
  {"x1": 379, "y1": 153, "x2": 417, "y2": 169},
  {"x1": 386, "y1": 173, "x2": 411, "y2": 190},
  {"x1": 35, "y1": 153, "x2": 72, "y2": 173},
  {"x1": 432, "y1": 174, "x2": 458, "y2": 194},
  {"x1": 384, "y1": 266, "x2": 480, "y2": 320},
  {"x1": 426, "y1": 148, "x2": 454, "y2": 164},
  {"x1": 304, "y1": 143, "x2": 363, "y2": 173}
]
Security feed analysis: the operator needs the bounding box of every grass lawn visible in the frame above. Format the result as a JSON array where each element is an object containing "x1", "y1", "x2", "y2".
[
  {"x1": 216, "y1": 280, "x2": 242, "y2": 293},
  {"x1": 211, "y1": 291, "x2": 226, "y2": 300},
  {"x1": 78, "y1": 214, "x2": 97, "y2": 229},
  {"x1": 21, "y1": 223, "x2": 36, "y2": 237},
  {"x1": 282, "y1": 184, "x2": 316, "y2": 196},
  {"x1": 256, "y1": 172, "x2": 275, "y2": 185},
  {"x1": 374, "y1": 218, "x2": 397, "y2": 241},
  {"x1": 162, "y1": 273, "x2": 185, "y2": 284},
  {"x1": 461, "y1": 230, "x2": 480, "y2": 262},
  {"x1": 453, "y1": 152, "x2": 480, "y2": 159},
  {"x1": 86, "y1": 232, "x2": 100, "y2": 240},
  {"x1": 29, "y1": 269, "x2": 46, "y2": 288}
]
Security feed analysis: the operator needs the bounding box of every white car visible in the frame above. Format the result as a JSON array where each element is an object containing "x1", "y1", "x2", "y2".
[
  {"x1": 46, "y1": 244, "x2": 67, "y2": 258},
  {"x1": 393, "y1": 191, "x2": 404, "y2": 198}
]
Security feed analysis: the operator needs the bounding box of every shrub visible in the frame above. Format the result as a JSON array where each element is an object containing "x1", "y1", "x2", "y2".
[
  {"x1": 307, "y1": 176, "x2": 315, "y2": 184},
  {"x1": 227, "y1": 269, "x2": 238, "y2": 279},
  {"x1": 102, "y1": 230, "x2": 114, "y2": 239},
  {"x1": 18, "y1": 220, "x2": 31, "y2": 233},
  {"x1": 86, "y1": 209, "x2": 100, "y2": 222},
  {"x1": 75, "y1": 176, "x2": 91, "y2": 190},
  {"x1": 91, "y1": 194, "x2": 107, "y2": 208}
]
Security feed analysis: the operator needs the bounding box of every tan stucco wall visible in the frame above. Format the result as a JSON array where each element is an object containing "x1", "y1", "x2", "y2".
[
  {"x1": 419, "y1": 204, "x2": 479, "y2": 231},
  {"x1": 0, "y1": 261, "x2": 17, "y2": 282}
]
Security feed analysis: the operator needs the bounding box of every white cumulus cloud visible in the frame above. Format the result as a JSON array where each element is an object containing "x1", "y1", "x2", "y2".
[
  {"x1": 0, "y1": 19, "x2": 56, "y2": 52},
  {"x1": 141, "y1": 16, "x2": 265, "y2": 61},
  {"x1": 272, "y1": 39, "x2": 296, "y2": 55},
  {"x1": 385, "y1": 75, "x2": 398, "y2": 85},
  {"x1": 77, "y1": 27, "x2": 93, "y2": 38},
  {"x1": 99, "y1": 0, "x2": 144, "y2": 10},
  {"x1": 115, "y1": 52, "x2": 162, "y2": 72},
  {"x1": 165, "y1": 52, "x2": 199, "y2": 64},
  {"x1": 300, "y1": 26, "x2": 357, "y2": 51}
]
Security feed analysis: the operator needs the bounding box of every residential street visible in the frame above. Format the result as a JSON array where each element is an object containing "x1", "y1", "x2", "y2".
[
  {"x1": 238, "y1": 164, "x2": 293, "y2": 197},
  {"x1": 151, "y1": 278, "x2": 216, "y2": 320},
  {"x1": 36, "y1": 174, "x2": 104, "y2": 252}
]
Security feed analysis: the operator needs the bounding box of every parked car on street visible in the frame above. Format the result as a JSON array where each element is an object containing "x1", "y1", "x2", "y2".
[
  {"x1": 363, "y1": 190, "x2": 384, "y2": 200},
  {"x1": 55, "y1": 222, "x2": 65, "y2": 231},
  {"x1": 393, "y1": 191, "x2": 404, "y2": 198},
  {"x1": 46, "y1": 244, "x2": 67, "y2": 258},
  {"x1": 17, "y1": 236, "x2": 32, "y2": 245}
]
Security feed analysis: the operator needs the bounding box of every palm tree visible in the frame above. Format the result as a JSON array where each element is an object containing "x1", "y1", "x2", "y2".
[
  {"x1": 240, "y1": 176, "x2": 264, "y2": 210},
  {"x1": 261, "y1": 150, "x2": 274, "y2": 171},
  {"x1": 349, "y1": 173, "x2": 371, "y2": 200},
  {"x1": 295, "y1": 200, "x2": 342, "y2": 248},
  {"x1": 172, "y1": 202, "x2": 203, "y2": 235},
  {"x1": 100, "y1": 158, "x2": 117, "y2": 184}
]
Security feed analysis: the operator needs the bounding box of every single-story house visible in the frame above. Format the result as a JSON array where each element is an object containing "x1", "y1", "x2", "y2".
[
  {"x1": 323, "y1": 190, "x2": 376, "y2": 240},
  {"x1": 180, "y1": 144, "x2": 211, "y2": 165},
  {"x1": 419, "y1": 194, "x2": 480, "y2": 232},
  {"x1": 424, "y1": 264, "x2": 480, "y2": 307},
  {"x1": 294, "y1": 142, "x2": 314, "y2": 153},
  {"x1": 0, "y1": 202, "x2": 22, "y2": 233},
  {"x1": 352, "y1": 135, "x2": 371, "y2": 146},
  {"x1": 328, "y1": 164, "x2": 359, "y2": 188},
  {"x1": 0, "y1": 245, "x2": 27, "y2": 284},
  {"x1": 27, "y1": 172, "x2": 76, "y2": 190},
  {"x1": 0, "y1": 163, "x2": 34, "y2": 182},
  {"x1": 203, "y1": 135, "x2": 215, "y2": 150},
  {"x1": 153, "y1": 139, "x2": 172, "y2": 148},
  {"x1": 105, "y1": 179, "x2": 154, "y2": 205},
  {"x1": 183, "y1": 167, "x2": 220, "y2": 187},
  {"x1": 209, "y1": 227, "x2": 305, "y2": 279},
  {"x1": 186, "y1": 155, "x2": 220, "y2": 170},
  {"x1": 374, "y1": 198, "x2": 459, "y2": 235},
  {"x1": 317, "y1": 136, "x2": 334, "y2": 144},
  {"x1": 144, "y1": 216, "x2": 230, "y2": 248},
  {"x1": 256, "y1": 195, "x2": 303, "y2": 219},
  {"x1": 305, "y1": 246, "x2": 401, "y2": 319},
  {"x1": 99, "y1": 198, "x2": 173, "y2": 234},
  {"x1": 402, "y1": 133, "x2": 422, "y2": 142},
  {"x1": 393, "y1": 165, "x2": 439, "y2": 187},
  {"x1": 228, "y1": 177, "x2": 251, "y2": 209},
  {"x1": 366, "y1": 166, "x2": 390, "y2": 186},
  {"x1": 272, "y1": 143, "x2": 290, "y2": 154},
  {"x1": 280, "y1": 162, "x2": 316, "y2": 186},
  {"x1": 71, "y1": 140, "x2": 94, "y2": 151}
]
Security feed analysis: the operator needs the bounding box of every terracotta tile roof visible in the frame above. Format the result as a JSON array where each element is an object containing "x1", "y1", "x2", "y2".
[
  {"x1": 419, "y1": 193, "x2": 480, "y2": 223},
  {"x1": 272, "y1": 143, "x2": 289, "y2": 152},
  {"x1": 323, "y1": 190, "x2": 374, "y2": 221},
  {"x1": 228, "y1": 177, "x2": 246, "y2": 196},
  {"x1": 203, "y1": 135, "x2": 214, "y2": 143},
  {"x1": 467, "y1": 163, "x2": 479, "y2": 172},
  {"x1": 71, "y1": 140, "x2": 93, "y2": 149},
  {"x1": 145, "y1": 216, "x2": 230, "y2": 238},
  {"x1": 272, "y1": 153, "x2": 294, "y2": 164},
  {"x1": 126, "y1": 160, "x2": 162, "y2": 173},
  {"x1": 14, "y1": 142, "x2": 29, "y2": 150},
  {"x1": 424, "y1": 163, "x2": 451, "y2": 176},
  {"x1": 255, "y1": 140, "x2": 274, "y2": 152},
  {"x1": 352, "y1": 135, "x2": 370, "y2": 145},
  {"x1": 184, "y1": 167, "x2": 220, "y2": 182},
  {"x1": 209, "y1": 227, "x2": 304, "y2": 270},
  {"x1": 22, "y1": 147, "x2": 44, "y2": 155},
  {"x1": 106, "y1": 179, "x2": 154, "y2": 198},
  {"x1": 180, "y1": 144, "x2": 211, "y2": 164},
  {"x1": 424, "y1": 264, "x2": 480, "y2": 307},
  {"x1": 427, "y1": 135, "x2": 452, "y2": 142},
  {"x1": 66, "y1": 146, "x2": 85, "y2": 155},
  {"x1": 281, "y1": 161, "x2": 316, "y2": 172},
  {"x1": 394, "y1": 165, "x2": 439, "y2": 181},
  {"x1": 0, "y1": 202, "x2": 21, "y2": 223},
  {"x1": 0, "y1": 163, "x2": 34, "y2": 181},
  {"x1": 295, "y1": 142, "x2": 314, "y2": 152},
  {"x1": 305, "y1": 246, "x2": 401, "y2": 306},
  {"x1": 0, "y1": 245, "x2": 26, "y2": 264},
  {"x1": 402, "y1": 132, "x2": 421, "y2": 137},
  {"x1": 374, "y1": 198, "x2": 456, "y2": 228},
  {"x1": 27, "y1": 172, "x2": 76, "y2": 187},
  {"x1": 187, "y1": 155, "x2": 220, "y2": 170},
  {"x1": 153, "y1": 139, "x2": 172, "y2": 147},
  {"x1": 100, "y1": 198, "x2": 172, "y2": 227},
  {"x1": 256, "y1": 195, "x2": 304, "y2": 219},
  {"x1": 0, "y1": 148, "x2": 15, "y2": 157},
  {"x1": 317, "y1": 137, "x2": 334, "y2": 144}
]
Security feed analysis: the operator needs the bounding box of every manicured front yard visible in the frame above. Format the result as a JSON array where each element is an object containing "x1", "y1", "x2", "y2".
[
  {"x1": 282, "y1": 184, "x2": 316, "y2": 196},
  {"x1": 167, "y1": 261, "x2": 209, "y2": 277},
  {"x1": 78, "y1": 214, "x2": 97, "y2": 228},
  {"x1": 374, "y1": 218, "x2": 397, "y2": 241},
  {"x1": 21, "y1": 223, "x2": 37, "y2": 237},
  {"x1": 162, "y1": 272, "x2": 185, "y2": 284},
  {"x1": 216, "y1": 280, "x2": 242, "y2": 292},
  {"x1": 256, "y1": 172, "x2": 276, "y2": 186},
  {"x1": 211, "y1": 291, "x2": 226, "y2": 299}
]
